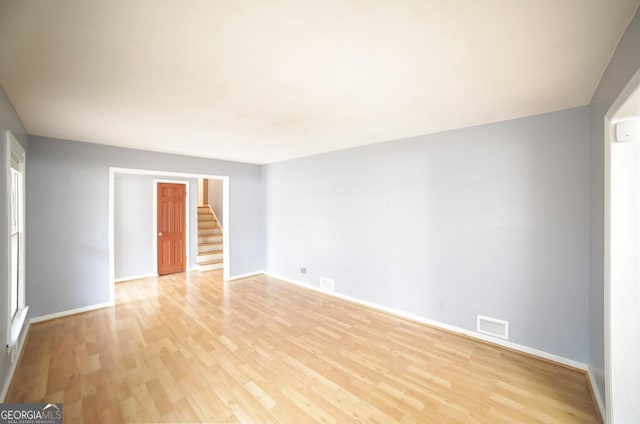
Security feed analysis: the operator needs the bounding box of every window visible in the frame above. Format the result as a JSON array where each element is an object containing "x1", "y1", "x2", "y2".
[{"x1": 6, "y1": 130, "x2": 27, "y2": 349}]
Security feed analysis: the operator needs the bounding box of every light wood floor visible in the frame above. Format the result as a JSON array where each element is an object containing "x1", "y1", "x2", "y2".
[{"x1": 7, "y1": 272, "x2": 600, "y2": 423}]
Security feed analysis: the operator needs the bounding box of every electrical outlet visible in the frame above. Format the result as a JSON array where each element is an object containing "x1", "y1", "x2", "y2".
[
  {"x1": 319, "y1": 277, "x2": 334, "y2": 292},
  {"x1": 300, "y1": 267, "x2": 307, "y2": 274}
]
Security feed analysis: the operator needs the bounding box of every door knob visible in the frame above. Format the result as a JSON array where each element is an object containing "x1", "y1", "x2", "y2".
[{"x1": 158, "y1": 232, "x2": 163, "y2": 236}]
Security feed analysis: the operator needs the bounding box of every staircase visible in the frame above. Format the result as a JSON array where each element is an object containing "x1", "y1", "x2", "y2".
[{"x1": 197, "y1": 205, "x2": 223, "y2": 271}]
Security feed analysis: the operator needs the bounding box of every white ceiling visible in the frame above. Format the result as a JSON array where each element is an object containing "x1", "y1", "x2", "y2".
[{"x1": 0, "y1": 1, "x2": 638, "y2": 164}]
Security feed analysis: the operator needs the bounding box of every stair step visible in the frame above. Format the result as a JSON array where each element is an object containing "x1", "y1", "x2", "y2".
[
  {"x1": 198, "y1": 235, "x2": 222, "y2": 243},
  {"x1": 198, "y1": 222, "x2": 218, "y2": 228},
  {"x1": 198, "y1": 216, "x2": 214, "y2": 221},
  {"x1": 198, "y1": 242, "x2": 223, "y2": 252},
  {"x1": 198, "y1": 222, "x2": 218, "y2": 229},
  {"x1": 198, "y1": 228, "x2": 221, "y2": 236},
  {"x1": 199, "y1": 258, "x2": 223, "y2": 265},
  {"x1": 198, "y1": 249, "x2": 222, "y2": 256},
  {"x1": 196, "y1": 251, "x2": 223, "y2": 262},
  {"x1": 198, "y1": 261, "x2": 223, "y2": 272}
]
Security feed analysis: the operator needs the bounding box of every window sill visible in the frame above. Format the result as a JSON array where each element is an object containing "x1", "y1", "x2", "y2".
[{"x1": 8, "y1": 306, "x2": 28, "y2": 347}]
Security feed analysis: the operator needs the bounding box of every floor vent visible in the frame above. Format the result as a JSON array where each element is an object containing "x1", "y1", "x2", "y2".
[
  {"x1": 319, "y1": 277, "x2": 334, "y2": 292},
  {"x1": 477, "y1": 315, "x2": 509, "y2": 340}
]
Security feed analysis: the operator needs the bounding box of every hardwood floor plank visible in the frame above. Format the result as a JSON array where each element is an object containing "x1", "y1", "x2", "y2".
[{"x1": 6, "y1": 271, "x2": 600, "y2": 423}]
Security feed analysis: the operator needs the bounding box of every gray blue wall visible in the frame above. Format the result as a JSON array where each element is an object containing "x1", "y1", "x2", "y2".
[
  {"x1": 114, "y1": 173, "x2": 198, "y2": 279},
  {"x1": 265, "y1": 106, "x2": 591, "y2": 362},
  {"x1": 588, "y1": 9, "x2": 640, "y2": 407},
  {"x1": 26, "y1": 136, "x2": 264, "y2": 318},
  {"x1": 0, "y1": 85, "x2": 29, "y2": 395}
]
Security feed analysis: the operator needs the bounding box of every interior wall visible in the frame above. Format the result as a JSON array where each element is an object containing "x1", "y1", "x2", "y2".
[
  {"x1": 588, "y1": 8, "x2": 640, "y2": 406},
  {"x1": 265, "y1": 106, "x2": 591, "y2": 362},
  {"x1": 0, "y1": 84, "x2": 30, "y2": 396},
  {"x1": 197, "y1": 178, "x2": 205, "y2": 206},
  {"x1": 26, "y1": 136, "x2": 264, "y2": 318},
  {"x1": 114, "y1": 173, "x2": 198, "y2": 280},
  {"x1": 207, "y1": 178, "x2": 224, "y2": 226}
]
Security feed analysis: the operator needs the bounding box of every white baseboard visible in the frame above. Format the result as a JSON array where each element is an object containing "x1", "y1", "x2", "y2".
[
  {"x1": 114, "y1": 273, "x2": 157, "y2": 283},
  {"x1": 227, "y1": 270, "x2": 264, "y2": 282},
  {"x1": 30, "y1": 301, "x2": 114, "y2": 324},
  {"x1": 263, "y1": 272, "x2": 588, "y2": 371},
  {"x1": 587, "y1": 365, "x2": 605, "y2": 420},
  {"x1": 1, "y1": 320, "x2": 30, "y2": 401}
]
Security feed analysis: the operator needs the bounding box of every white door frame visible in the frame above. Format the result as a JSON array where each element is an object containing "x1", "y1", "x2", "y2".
[
  {"x1": 153, "y1": 179, "x2": 189, "y2": 276},
  {"x1": 604, "y1": 66, "x2": 640, "y2": 424},
  {"x1": 109, "y1": 167, "x2": 230, "y2": 305}
]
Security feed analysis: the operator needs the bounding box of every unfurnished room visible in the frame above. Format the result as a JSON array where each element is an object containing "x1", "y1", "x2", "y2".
[{"x1": 1, "y1": 1, "x2": 640, "y2": 423}]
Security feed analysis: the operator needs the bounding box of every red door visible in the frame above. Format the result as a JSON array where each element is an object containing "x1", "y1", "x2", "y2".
[{"x1": 157, "y1": 183, "x2": 186, "y2": 275}]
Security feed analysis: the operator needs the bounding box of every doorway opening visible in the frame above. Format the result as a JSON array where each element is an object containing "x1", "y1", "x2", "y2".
[
  {"x1": 605, "y1": 68, "x2": 640, "y2": 423},
  {"x1": 195, "y1": 178, "x2": 225, "y2": 272},
  {"x1": 108, "y1": 167, "x2": 230, "y2": 304}
]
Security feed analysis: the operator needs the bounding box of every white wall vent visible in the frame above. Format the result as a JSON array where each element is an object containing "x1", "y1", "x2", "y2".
[
  {"x1": 319, "y1": 277, "x2": 334, "y2": 292},
  {"x1": 477, "y1": 315, "x2": 509, "y2": 340}
]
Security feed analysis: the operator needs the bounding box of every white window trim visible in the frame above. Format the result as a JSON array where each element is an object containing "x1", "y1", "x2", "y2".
[{"x1": 5, "y1": 130, "x2": 28, "y2": 348}]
